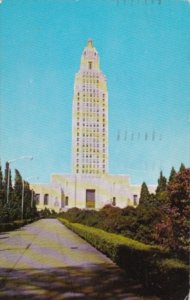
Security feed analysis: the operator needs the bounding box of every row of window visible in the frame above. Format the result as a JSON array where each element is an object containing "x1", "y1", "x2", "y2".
[
  {"x1": 76, "y1": 160, "x2": 106, "y2": 165},
  {"x1": 77, "y1": 153, "x2": 106, "y2": 158},
  {"x1": 35, "y1": 193, "x2": 138, "y2": 208},
  {"x1": 76, "y1": 109, "x2": 106, "y2": 114},
  {"x1": 77, "y1": 119, "x2": 106, "y2": 124},
  {"x1": 77, "y1": 94, "x2": 105, "y2": 99},
  {"x1": 76, "y1": 143, "x2": 106, "y2": 147},
  {"x1": 76, "y1": 118, "x2": 106, "y2": 122},
  {"x1": 80, "y1": 86, "x2": 105, "y2": 92},
  {"x1": 76, "y1": 129, "x2": 106, "y2": 135},
  {"x1": 82, "y1": 79, "x2": 99, "y2": 83},
  {"x1": 76, "y1": 116, "x2": 105, "y2": 121},
  {"x1": 77, "y1": 100, "x2": 106, "y2": 106},
  {"x1": 81, "y1": 71, "x2": 99, "y2": 77},
  {"x1": 77, "y1": 123, "x2": 106, "y2": 128},
  {"x1": 110, "y1": 196, "x2": 137, "y2": 207},
  {"x1": 81, "y1": 84, "x2": 100, "y2": 89},
  {"x1": 76, "y1": 148, "x2": 106, "y2": 153},
  {"x1": 80, "y1": 139, "x2": 106, "y2": 144},
  {"x1": 77, "y1": 139, "x2": 106, "y2": 144},
  {"x1": 77, "y1": 91, "x2": 105, "y2": 96},
  {"x1": 76, "y1": 169, "x2": 105, "y2": 174},
  {"x1": 77, "y1": 109, "x2": 106, "y2": 115},
  {"x1": 35, "y1": 194, "x2": 49, "y2": 205},
  {"x1": 76, "y1": 156, "x2": 105, "y2": 160},
  {"x1": 77, "y1": 112, "x2": 106, "y2": 117},
  {"x1": 76, "y1": 163, "x2": 106, "y2": 168}
]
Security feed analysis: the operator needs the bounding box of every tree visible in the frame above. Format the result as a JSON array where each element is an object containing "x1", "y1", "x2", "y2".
[
  {"x1": 23, "y1": 180, "x2": 33, "y2": 219},
  {"x1": 11, "y1": 169, "x2": 23, "y2": 220},
  {"x1": 0, "y1": 163, "x2": 5, "y2": 207},
  {"x1": 167, "y1": 168, "x2": 190, "y2": 212},
  {"x1": 155, "y1": 168, "x2": 190, "y2": 251},
  {"x1": 179, "y1": 163, "x2": 185, "y2": 172},
  {"x1": 4, "y1": 162, "x2": 13, "y2": 203},
  {"x1": 168, "y1": 166, "x2": 176, "y2": 183},
  {"x1": 139, "y1": 182, "x2": 150, "y2": 205},
  {"x1": 156, "y1": 171, "x2": 167, "y2": 195}
]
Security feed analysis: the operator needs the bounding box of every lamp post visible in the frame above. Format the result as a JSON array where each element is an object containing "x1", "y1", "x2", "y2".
[{"x1": 6, "y1": 156, "x2": 33, "y2": 204}]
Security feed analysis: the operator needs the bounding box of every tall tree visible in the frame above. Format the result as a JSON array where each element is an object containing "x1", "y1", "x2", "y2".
[
  {"x1": 23, "y1": 180, "x2": 32, "y2": 219},
  {"x1": 0, "y1": 163, "x2": 4, "y2": 207},
  {"x1": 14, "y1": 169, "x2": 22, "y2": 197},
  {"x1": 179, "y1": 163, "x2": 185, "y2": 172},
  {"x1": 4, "y1": 162, "x2": 13, "y2": 203},
  {"x1": 167, "y1": 167, "x2": 190, "y2": 212},
  {"x1": 139, "y1": 182, "x2": 150, "y2": 205},
  {"x1": 168, "y1": 166, "x2": 176, "y2": 183},
  {"x1": 155, "y1": 167, "x2": 190, "y2": 250},
  {"x1": 156, "y1": 171, "x2": 167, "y2": 194},
  {"x1": 11, "y1": 169, "x2": 23, "y2": 220}
]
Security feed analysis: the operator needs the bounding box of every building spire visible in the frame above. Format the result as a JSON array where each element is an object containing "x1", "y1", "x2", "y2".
[{"x1": 87, "y1": 38, "x2": 93, "y2": 48}]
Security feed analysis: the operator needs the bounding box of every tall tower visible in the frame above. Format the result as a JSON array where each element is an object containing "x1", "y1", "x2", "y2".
[{"x1": 72, "y1": 39, "x2": 108, "y2": 175}]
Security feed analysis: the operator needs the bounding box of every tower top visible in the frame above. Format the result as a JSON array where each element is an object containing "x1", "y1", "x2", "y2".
[
  {"x1": 80, "y1": 39, "x2": 99, "y2": 70},
  {"x1": 87, "y1": 38, "x2": 93, "y2": 48}
]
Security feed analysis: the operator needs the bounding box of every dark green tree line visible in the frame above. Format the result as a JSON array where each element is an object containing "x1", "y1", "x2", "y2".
[{"x1": 0, "y1": 162, "x2": 38, "y2": 223}]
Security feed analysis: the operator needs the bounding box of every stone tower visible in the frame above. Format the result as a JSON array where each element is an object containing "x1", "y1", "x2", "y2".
[{"x1": 72, "y1": 39, "x2": 108, "y2": 175}]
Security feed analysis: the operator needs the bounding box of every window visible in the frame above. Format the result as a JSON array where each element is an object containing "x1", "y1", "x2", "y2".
[
  {"x1": 65, "y1": 196, "x2": 69, "y2": 206},
  {"x1": 86, "y1": 189, "x2": 95, "y2": 209},
  {"x1": 112, "y1": 197, "x2": 116, "y2": 206},
  {"x1": 133, "y1": 195, "x2": 138, "y2": 206},
  {"x1": 44, "y1": 194, "x2": 49, "y2": 205},
  {"x1": 35, "y1": 194, "x2": 40, "y2": 205},
  {"x1": 88, "y1": 61, "x2": 92, "y2": 69},
  {"x1": 61, "y1": 193, "x2": 65, "y2": 208}
]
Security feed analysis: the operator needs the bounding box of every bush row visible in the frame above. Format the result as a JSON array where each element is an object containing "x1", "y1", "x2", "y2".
[
  {"x1": 59, "y1": 217, "x2": 189, "y2": 299},
  {"x1": 0, "y1": 218, "x2": 39, "y2": 232}
]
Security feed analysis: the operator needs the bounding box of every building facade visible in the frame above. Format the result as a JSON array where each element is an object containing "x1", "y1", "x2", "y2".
[
  {"x1": 72, "y1": 39, "x2": 108, "y2": 175},
  {"x1": 31, "y1": 40, "x2": 155, "y2": 212}
]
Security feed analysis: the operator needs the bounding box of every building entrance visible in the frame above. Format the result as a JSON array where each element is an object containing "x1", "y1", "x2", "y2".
[{"x1": 86, "y1": 189, "x2": 95, "y2": 208}]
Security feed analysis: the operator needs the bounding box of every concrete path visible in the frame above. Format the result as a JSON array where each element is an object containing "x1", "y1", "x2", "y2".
[{"x1": 0, "y1": 219, "x2": 159, "y2": 300}]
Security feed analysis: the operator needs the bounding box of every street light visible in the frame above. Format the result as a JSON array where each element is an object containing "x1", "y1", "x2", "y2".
[
  {"x1": 21, "y1": 176, "x2": 39, "y2": 220},
  {"x1": 6, "y1": 156, "x2": 33, "y2": 204}
]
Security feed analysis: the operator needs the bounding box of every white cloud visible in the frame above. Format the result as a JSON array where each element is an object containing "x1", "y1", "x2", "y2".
[{"x1": 182, "y1": 0, "x2": 190, "y2": 3}]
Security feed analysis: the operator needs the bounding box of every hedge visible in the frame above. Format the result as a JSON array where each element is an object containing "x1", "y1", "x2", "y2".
[
  {"x1": 0, "y1": 218, "x2": 39, "y2": 232},
  {"x1": 59, "y1": 218, "x2": 189, "y2": 298}
]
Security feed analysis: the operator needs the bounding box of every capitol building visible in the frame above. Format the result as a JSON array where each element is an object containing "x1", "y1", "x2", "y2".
[{"x1": 31, "y1": 39, "x2": 154, "y2": 212}]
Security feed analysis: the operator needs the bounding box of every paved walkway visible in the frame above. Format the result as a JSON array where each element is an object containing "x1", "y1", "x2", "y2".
[{"x1": 0, "y1": 219, "x2": 159, "y2": 300}]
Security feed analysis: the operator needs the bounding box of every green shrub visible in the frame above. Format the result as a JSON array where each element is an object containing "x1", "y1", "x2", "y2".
[
  {"x1": 59, "y1": 218, "x2": 189, "y2": 297},
  {"x1": 0, "y1": 218, "x2": 39, "y2": 232}
]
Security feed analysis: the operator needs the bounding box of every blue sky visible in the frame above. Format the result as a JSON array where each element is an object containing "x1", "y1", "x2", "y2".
[{"x1": 1, "y1": 0, "x2": 190, "y2": 185}]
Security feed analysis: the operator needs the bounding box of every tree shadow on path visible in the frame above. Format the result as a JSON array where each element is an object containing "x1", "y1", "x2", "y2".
[{"x1": 0, "y1": 264, "x2": 160, "y2": 300}]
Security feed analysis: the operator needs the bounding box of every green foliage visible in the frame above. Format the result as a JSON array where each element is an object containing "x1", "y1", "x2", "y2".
[
  {"x1": 167, "y1": 168, "x2": 190, "y2": 211},
  {"x1": 179, "y1": 163, "x2": 186, "y2": 172},
  {"x1": 59, "y1": 218, "x2": 188, "y2": 297},
  {"x1": 0, "y1": 163, "x2": 5, "y2": 208},
  {"x1": 168, "y1": 166, "x2": 176, "y2": 183},
  {"x1": 0, "y1": 163, "x2": 38, "y2": 224},
  {"x1": 60, "y1": 165, "x2": 189, "y2": 257},
  {"x1": 156, "y1": 171, "x2": 167, "y2": 195},
  {"x1": 0, "y1": 218, "x2": 39, "y2": 232},
  {"x1": 154, "y1": 168, "x2": 190, "y2": 253},
  {"x1": 139, "y1": 182, "x2": 150, "y2": 205},
  {"x1": 39, "y1": 207, "x2": 58, "y2": 218}
]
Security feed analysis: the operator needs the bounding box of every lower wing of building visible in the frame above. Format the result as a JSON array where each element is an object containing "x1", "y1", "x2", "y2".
[{"x1": 31, "y1": 174, "x2": 156, "y2": 212}]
